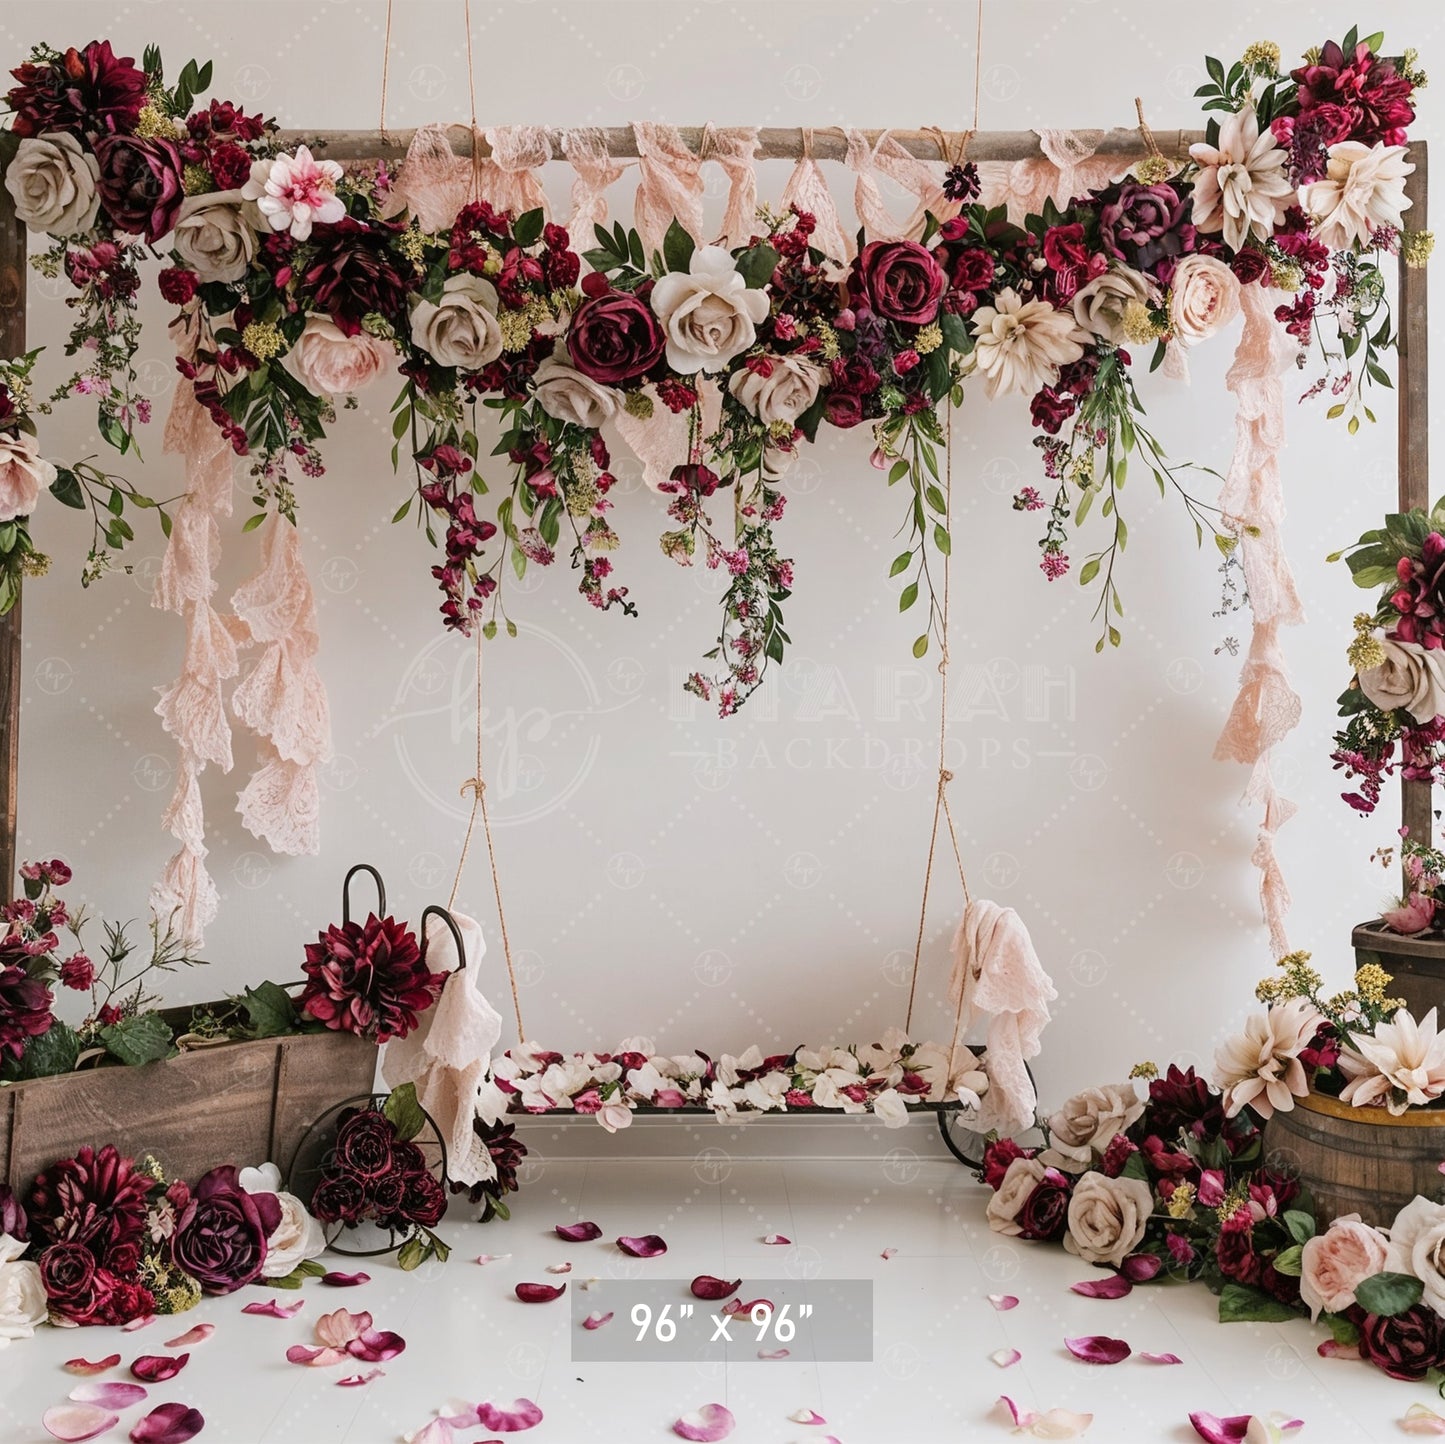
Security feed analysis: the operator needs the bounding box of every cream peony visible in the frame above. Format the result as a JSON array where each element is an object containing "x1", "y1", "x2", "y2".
[
  {"x1": 1386, "y1": 1197, "x2": 1445, "y2": 1315},
  {"x1": 1062, "y1": 1173, "x2": 1153, "y2": 1268},
  {"x1": 1072, "y1": 266, "x2": 1151, "y2": 346},
  {"x1": 288, "y1": 316, "x2": 392, "y2": 397},
  {"x1": 410, "y1": 273, "x2": 504, "y2": 372},
  {"x1": 0, "y1": 430, "x2": 56, "y2": 523},
  {"x1": 986, "y1": 1157, "x2": 1050, "y2": 1237},
  {"x1": 1047, "y1": 1083, "x2": 1144, "y2": 1169},
  {"x1": 1213, "y1": 996, "x2": 1321, "y2": 1119},
  {"x1": 1188, "y1": 105, "x2": 1293, "y2": 251},
  {"x1": 650, "y1": 245, "x2": 770, "y2": 375},
  {"x1": 1299, "y1": 141, "x2": 1414, "y2": 252},
  {"x1": 1299, "y1": 1214, "x2": 1390, "y2": 1319},
  {"x1": 532, "y1": 346, "x2": 621, "y2": 430},
  {"x1": 4, "y1": 132, "x2": 100, "y2": 235},
  {"x1": 238, "y1": 1162, "x2": 326, "y2": 1278},
  {"x1": 1340, "y1": 1007, "x2": 1445, "y2": 1115},
  {"x1": 172, "y1": 190, "x2": 259, "y2": 284},
  {"x1": 1169, "y1": 254, "x2": 1241, "y2": 347},
  {"x1": 1357, "y1": 636, "x2": 1445, "y2": 724},
  {"x1": 970, "y1": 288, "x2": 1085, "y2": 399},
  {"x1": 728, "y1": 354, "x2": 826, "y2": 425}
]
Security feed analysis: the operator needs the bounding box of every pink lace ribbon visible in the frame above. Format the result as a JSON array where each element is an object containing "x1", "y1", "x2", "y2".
[
  {"x1": 779, "y1": 152, "x2": 850, "y2": 263},
  {"x1": 389, "y1": 123, "x2": 550, "y2": 233},
  {"x1": 632, "y1": 121, "x2": 705, "y2": 251},
  {"x1": 562, "y1": 126, "x2": 629, "y2": 233},
  {"x1": 703, "y1": 124, "x2": 760, "y2": 247},
  {"x1": 845, "y1": 129, "x2": 947, "y2": 240},
  {"x1": 977, "y1": 129, "x2": 1130, "y2": 224}
]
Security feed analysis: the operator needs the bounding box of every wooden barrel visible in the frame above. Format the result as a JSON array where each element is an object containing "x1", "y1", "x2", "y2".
[
  {"x1": 1263, "y1": 1090, "x2": 1445, "y2": 1228},
  {"x1": 1353, "y1": 919, "x2": 1445, "y2": 1021}
]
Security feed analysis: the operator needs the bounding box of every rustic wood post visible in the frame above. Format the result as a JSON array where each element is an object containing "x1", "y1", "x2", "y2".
[{"x1": 0, "y1": 182, "x2": 23, "y2": 897}]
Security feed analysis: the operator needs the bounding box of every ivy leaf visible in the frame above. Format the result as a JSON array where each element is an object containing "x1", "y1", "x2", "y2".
[
  {"x1": 383, "y1": 1081, "x2": 426, "y2": 1142},
  {"x1": 100, "y1": 1013, "x2": 175, "y2": 1067}
]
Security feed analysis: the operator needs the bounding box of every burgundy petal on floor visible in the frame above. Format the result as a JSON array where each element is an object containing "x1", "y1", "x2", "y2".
[
  {"x1": 69, "y1": 1382, "x2": 148, "y2": 1409},
  {"x1": 555, "y1": 1221, "x2": 602, "y2": 1242},
  {"x1": 515, "y1": 1282, "x2": 566, "y2": 1303},
  {"x1": 788, "y1": 1410, "x2": 827, "y2": 1426},
  {"x1": 1065, "y1": 1335, "x2": 1131, "y2": 1365},
  {"x1": 337, "y1": 1369, "x2": 385, "y2": 1387},
  {"x1": 1121, "y1": 1253, "x2": 1163, "y2": 1283},
  {"x1": 321, "y1": 1271, "x2": 371, "y2": 1287},
  {"x1": 987, "y1": 1294, "x2": 1019, "y2": 1310},
  {"x1": 616, "y1": 1235, "x2": 667, "y2": 1258},
  {"x1": 582, "y1": 1312, "x2": 614, "y2": 1330},
  {"x1": 763, "y1": 1233, "x2": 791, "y2": 1245},
  {"x1": 346, "y1": 1329, "x2": 406, "y2": 1363},
  {"x1": 1318, "y1": 1338, "x2": 1360, "y2": 1360},
  {"x1": 1139, "y1": 1352, "x2": 1182, "y2": 1366},
  {"x1": 1189, "y1": 1414, "x2": 1301, "y2": 1443},
  {"x1": 42, "y1": 1404, "x2": 119, "y2": 1442},
  {"x1": 241, "y1": 1299, "x2": 304, "y2": 1319},
  {"x1": 122, "y1": 1316, "x2": 156, "y2": 1332},
  {"x1": 163, "y1": 1325, "x2": 214, "y2": 1349},
  {"x1": 1069, "y1": 1275, "x2": 1132, "y2": 1299},
  {"x1": 476, "y1": 1398, "x2": 544, "y2": 1432},
  {"x1": 63, "y1": 1356, "x2": 121, "y2": 1376},
  {"x1": 286, "y1": 1344, "x2": 349, "y2": 1367},
  {"x1": 672, "y1": 1403, "x2": 735, "y2": 1441},
  {"x1": 315, "y1": 1308, "x2": 371, "y2": 1347},
  {"x1": 690, "y1": 1275, "x2": 741, "y2": 1301},
  {"x1": 129, "y1": 1402, "x2": 205, "y2": 1444},
  {"x1": 130, "y1": 1354, "x2": 189, "y2": 1383}
]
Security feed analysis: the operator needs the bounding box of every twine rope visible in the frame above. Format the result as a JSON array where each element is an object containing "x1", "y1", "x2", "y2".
[
  {"x1": 1135, "y1": 96, "x2": 1164, "y2": 160},
  {"x1": 378, "y1": 0, "x2": 394, "y2": 139}
]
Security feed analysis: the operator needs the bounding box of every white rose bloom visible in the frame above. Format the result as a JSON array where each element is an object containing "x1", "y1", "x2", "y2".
[
  {"x1": 0, "y1": 1258, "x2": 47, "y2": 1345},
  {"x1": 4, "y1": 132, "x2": 100, "y2": 235},
  {"x1": 970, "y1": 288, "x2": 1086, "y2": 399},
  {"x1": 532, "y1": 346, "x2": 620, "y2": 430},
  {"x1": 1299, "y1": 141, "x2": 1414, "y2": 251},
  {"x1": 172, "y1": 190, "x2": 259, "y2": 284},
  {"x1": 1386, "y1": 1197, "x2": 1445, "y2": 1315},
  {"x1": 1357, "y1": 635, "x2": 1445, "y2": 724},
  {"x1": 238, "y1": 1162, "x2": 325, "y2": 1278},
  {"x1": 1169, "y1": 254, "x2": 1241, "y2": 347},
  {"x1": 1072, "y1": 265, "x2": 1151, "y2": 346},
  {"x1": 871, "y1": 1087, "x2": 910, "y2": 1129},
  {"x1": 650, "y1": 245, "x2": 770, "y2": 374},
  {"x1": 410, "y1": 273, "x2": 504, "y2": 371}
]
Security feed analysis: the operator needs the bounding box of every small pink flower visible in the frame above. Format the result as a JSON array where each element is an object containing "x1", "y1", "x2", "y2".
[
  {"x1": 1040, "y1": 552, "x2": 1069, "y2": 580},
  {"x1": 243, "y1": 145, "x2": 346, "y2": 240}
]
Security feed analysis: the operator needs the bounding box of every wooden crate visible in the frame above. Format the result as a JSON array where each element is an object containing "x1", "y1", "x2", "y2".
[
  {"x1": 1353, "y1": 919, "x2": 1445, "y2": 1021},
  {"x1": 0, "y1": 1027, "x2": 377, "y2": 1192}
]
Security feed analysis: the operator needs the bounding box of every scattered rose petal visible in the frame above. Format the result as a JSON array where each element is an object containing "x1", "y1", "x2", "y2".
[
  {"x1": 315, "y1": 1308, "x2": 371, "y2": 1348},
  {"x1": 347, "y1": 1329, "x2": 406, "y2": 1363},
  {"x1": 673, "y1": 1404, "x2": 735, "y2": 1441},
  {"x1": 1316, "y1": 1338, "x2": 1360, "y2": 1361},
  {"x1": 690, "y1": 1275, "x2": 742, "y2": 1301},
  {"x1": 337, "y1": 1370, "x2": 384, "y2": 1387},
  {"x1": 63, "y1": 1356, "x2": 122, "y2": 1376},
  {"x1": 583, "y1": 1312, "x2": 614, "y2": 1330},
  {"x1": 515, "y1": 1282, "x2": 567, "y2": 1304},
  {"x1": 1120, "y1": 1254, "x2": 1162, "y2": 1283},
  {"x1": 70, "y1": 1383, "x2": 148, "y2": 1409},
  {"x1": 242, "y1": 1299, "x2": 304, "y2": 1319},
  {"x1": 122, "y1": 1316, "x2": 156, "y2": 1332},
  {"x1": 403, "y1": 1423, "x2": 452, "y2": 1444},
  {"x1": 42, "y1": 1405, "x2": 119, "y2": 1442},
  {"x1": 474, "y1": 1253, "x2": 511, "y2": 1265},
  {"x1": 758, "y1": 1347, "x2": 790, "y2": 1359},
  {"x1": 286, "y1": 1344, "x2": 349, "y2": 1367},
  {"x1": 555, "y1": 1221, "x2": 602, "y2": 1242},
  {"x1": 1138, "y1": 1352, "x2": 1181, "y2": 1366},
  {"x1": 617, "y1": 1235, "x2": 667, "y2": 1258},
  {"x1": 1065, "y1": 1335, "x2": 1131, "y2": 1365},
  {"x1": 477, "y1": 1398, "x2": 544, "y2": 1432},
  {"x1": 545, "y1": 1262, "x2": 572, "y2": 1275},
  {"x1": 991, "y1": 1348, "x2": 1022, "y2": 1368},
  {"x1": 1188, "y1": 1414, "x2": 1302, "y2": 1444},
  {"x1": 880, "y1": 1248, "x2": 897, "y2": 1260},
  {"x1": 130, "y1": 1355, "x2": 189, "y2": 1383},
  {"x1": 129, "y1": 1402, "x2": 205, "y2": 1444},
  {"x1": 1402, "y1": 1404, "x2": 1445, "y2": 1435},
  {"x1": 999, "y1": 1398, "x2": 1093, "y2": 1438},
  {"x1": 722, "y1": 1297, "x2": 772, "y2": 1317},
  {"x1": 1069, "y1": 1276, "x2": 1132, "y2": 1300},
  {"x1": 321, "y1": 1271, "x2": 371, "y2": 1287},
  {"x1": 988, "y1": 1294, "x2": 1020, "y2": 1311},
  {"x1": 763, "y1": 1234, "x2": 791, "y2": 1246},
  {"x1": 788, "y1": 1410, "x2": 827, "y2": 1425},
  {"x1": 163, "y1": 1325, "x2": 214, "y2": 1349}
]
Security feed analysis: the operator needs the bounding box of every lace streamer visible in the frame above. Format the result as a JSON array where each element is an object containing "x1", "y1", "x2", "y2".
[
  {"x1": 389, "y1": 123, "x2": 550, "y2": 232},
  {"x1": 845, "y1": 128, "x2": 947, "y2": 240},
  {"x1": 977, "y1": 129, "x2": 1131, "y2": 224},
  {"x1": 562, "y1": 126, "x2": 629, "y2": 233},
  {"x1": 633, "y1": 121, "x2": 705, "y2": 251},
  {"x1": 779, "y1": 152, "x2": 851, "y2": 263}
]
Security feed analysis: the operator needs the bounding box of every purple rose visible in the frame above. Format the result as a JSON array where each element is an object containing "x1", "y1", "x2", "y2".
[
  {"x1": 94, "y1": 135, "x2": 185, "y2": 243},
  {"x1": 853, "y1": 240, "x2": 946, "y2": 325},
  {"x1": 1096, "y1": 181, "x2": 1194, "y2": 276},
  {"x1": 170, "y1": 1165, "x2": 281, "y2": 1294},
  {"x1": 1359, "y1": 1304, "x2": 1445, "y2": 1380},
  {"x1": 567, "y1": 292, "x2": 664, "y2": 385}
]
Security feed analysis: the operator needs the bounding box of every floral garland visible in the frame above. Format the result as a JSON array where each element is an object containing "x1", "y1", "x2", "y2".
[{"x1": 0, "y1": 29, "x2": 1428, "y2": 713}]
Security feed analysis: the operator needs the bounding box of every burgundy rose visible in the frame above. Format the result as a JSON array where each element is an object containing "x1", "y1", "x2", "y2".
[
  {"x1": 0, "y1": 961, "x2": 54, "y2": 1063},
  {"x1": 1214, "y1": 1206, "x2": 1261, "y2": 1287},
  {"x1": 94, "y1": 135, "x2": 185, "y2": 243},
  {"x1": 403, "y1": 1170, "x2": 447, "y2": 1229},
  {"x1": 300, "y1": 913, "x2": 439, "y2": 1043},
  {"x1": 1096, "y1": 180, "x2": 1194, "y2": 276},
  {"x1": 0, "y1": 1183, "x2": 27, "y2": 1241},
  {"x1": 207, "y1": 141, "x2": 253, "y2": 192},
  {"x1": 170, "y1": 1165, "x2": 282, "y2": 1294},
  {"x1": 853, "y1": 240, "x2": 946, "y2": 325},
  {"x1": 103, "y1": 1239, "x2": 141, "y2": 1276},
  {"x1": 7, "y1": 40, "x2": 148, "y2": 139},
  {"x1": 310, "y1": 1173, "x2": 366, "y2": 1227},
  {"x1": 301, "y1": 218, "x2": 410, "y2": 337},
  {"x1": 1359, "y1": 1304, "x2": 1445, "y2": 1380},
  {"x1": 1140, "y1": 1134, "x2": 1194, "y2": 1180},
  {"x1": 38, "y1": 1242, "x2": 106, "y2": 1323},
  {"x1": 947, "y1": 246, "x2": 995, "y2": 294},
  {"x1": 981, "y1": 1138, "x2": 1034, "y2": 1191},
  {"x1": 1229, "y1": 248, "x2": 1270, "y2": 286},
  {"x1": 567, "y1": 291, "x2": 664, "y2": 385},
  {"x1": 333, "y1": 1109, "x2": 397, "y2": 1182},
  {"x1": 824, "y1": 392, "x2": 865, "y2": 429},
  {"x1": 370, "y1": 1173, "x2": 408, "y2": 1218},
  {"x1": 27, "y1": 1144, "x2": 151, "y2": 1256},
  {"x1": 1017, "y1": 1168, "x2": 1072, "y2": 1242}
]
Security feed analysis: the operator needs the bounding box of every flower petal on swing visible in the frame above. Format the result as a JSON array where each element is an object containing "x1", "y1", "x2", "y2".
[{"x1": 555, "y1": 1221, "x2": 602, "y2": 1242}]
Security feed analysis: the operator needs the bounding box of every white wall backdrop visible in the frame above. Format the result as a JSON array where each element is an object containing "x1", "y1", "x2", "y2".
[{"x1": 5, "y1": 0, "x2": 1441, "y2": 1106}]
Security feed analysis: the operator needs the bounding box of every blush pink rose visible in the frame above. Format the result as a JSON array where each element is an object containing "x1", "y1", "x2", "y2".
[
  {"x1": 0, "y1": 431, "x2": 56, "y2": 522},
  {"x1": 1299, "y1": 1214, "x2": 1390, "y2": 1320},
  {"x1": 1383, "y1": 892, "x2": 1438, "y2": 935},
  {"x1": 288, "y1": 316, "x2": 392, "y2": 396}
]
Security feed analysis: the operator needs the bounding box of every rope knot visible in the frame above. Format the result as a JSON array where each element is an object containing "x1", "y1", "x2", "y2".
[
  {"x1": 939, "y1": 768, "x2": 954, "y2": 785},
  {"x1": 460, "y1": 777, "x2": 486, "y2": 800}
]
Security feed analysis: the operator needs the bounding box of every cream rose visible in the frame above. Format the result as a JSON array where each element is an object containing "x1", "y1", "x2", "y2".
[
  {"x1": 172, "y1": 190, "x2": 259, "y2": 284},
  {"x1": 986, "y1": 1157, "x2": 1049, "y2": 1237},
  {"x1": 1047, "y1": 1083, "x2": 1144, "y2": 1168},
  {"x1": 728, "y1": 353, "x2": 825, "y2": 425},
  {"x1": 0, "y1": 430, "x2": 56, "y2": 523},
  {"x1": 410, "y1": 273, "x2": 504, "y2": 371},
  {"x1": 1072, "y1": 266, "x2": 1151, "y2": 346},
  {"x1": 288, "y1": 316, "x2": 392, "y2": 396},
  {"x1": 1387, "y1": 1196, "x2": 1445, "y2": 1314},
  {"x1": 1063, "y1": 1173, "x2": 1153, "y2": 1268},
  {"x1": 650, "y1": 245, "x2": 770, "y2": 375},
  {"x1": 1169, "y1": 254, "x2": 1241, "y2": 347},
  {"x1": 238, "y1": 1162, "x2": 326, "y2": 1279},
  {"x1": 532, "y1": 347, "x2": 620, "y2": 430},
  {"x1": 1299, "y1": 1213, "x2": 1390, "y2": 1320},
  {"x1": 1358, "y1": 636, "x2": 1445, "y2": 724},
  {"x1": 5, "y1": 133, "x2": 100, "y2": 235},
  {"x1": 0, "y1": 1254, "x2": 46, "y2": 1345}
]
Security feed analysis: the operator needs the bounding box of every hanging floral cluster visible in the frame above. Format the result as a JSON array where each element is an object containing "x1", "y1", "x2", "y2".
[{"x1": 0, "y1": 28, "x2": 1427, "y2": 712}]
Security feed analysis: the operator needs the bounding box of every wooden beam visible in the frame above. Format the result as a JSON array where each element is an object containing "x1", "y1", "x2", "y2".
[{"x1": 0, "y1": 184, "x2": 22, "y2": 897}]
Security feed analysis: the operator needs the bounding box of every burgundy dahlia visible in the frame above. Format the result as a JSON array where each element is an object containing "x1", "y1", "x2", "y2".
[
  {"x1": 301, "y1": 217, "x2": 409, "y2": 336},
  {"x1": 1359, "y1": 1303, "x2": 1445, "y2": 1380},
  {"x1": 7, "y1": 40, "x2": 148, "y2": 139},
  {"x1": 567, "y1": 290, "x2": 665, "y2": 385},
  {"x1": 1292, "y1": 40, "x2": 1416, "y2": 149},
  {"x1": 299, "y1": 913, "x2": 439, "y2": 1043},
  {"x1": 454, "y1": 1118, "x2": 527, "y2": 1221},
  {"x1": 170, "y1": 1164, "x2": 281, "y2": 1295},
  {"x1": 1389, "y1": 532, "x2": 1445, "y2": 650},
  {"x1": 27, "y1": 1144, "x2": 154, "y2": 1257},
  {"x1": 0, "y1": 960, "x2": 55, "y2": 1063},
  {"x1": 1142, "y1": 1063, "x2": 1224, "y2": 1143},
  {"x1": 94, "y1": 134, "x2": 186, "y2": 243}
]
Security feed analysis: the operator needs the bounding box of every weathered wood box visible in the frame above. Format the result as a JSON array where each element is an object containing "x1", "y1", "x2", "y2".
[
  {"x1": 0, "y1": 1025, "x2": 377, "y2": 1191},
  {"x1": 1353, "y1": 918, "x2": 1445, "y2": 1021}
]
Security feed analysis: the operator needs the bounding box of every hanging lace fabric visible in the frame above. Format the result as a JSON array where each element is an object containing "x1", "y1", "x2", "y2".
[
  {"x1": 844, "y1": 128, "x2": 947, "y2": 240},
  {"x1": 779, "y1": 131, "x2": 851, "y2": 262},
  {"x1": 562, "y1": 126, "x2": 629, "y2": 233}
]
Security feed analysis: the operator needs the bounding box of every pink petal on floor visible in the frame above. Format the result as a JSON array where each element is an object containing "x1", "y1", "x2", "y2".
[
  {"x1": 763, "y1": 1234, "x2": 791, "y2": 1246},
  {"x1": 758, "y1": 1348, "x2": 790, "y2": 1360},
  {"x1": 474, "y1": 1254, "x2": 511, "y2": 1265},
  {"x1": 122, "y1": 1315, "x2": 156, "y2": 1332},
  {"x1": 616, "y1": 1235, "x2": 667, "y2": 1258},
  {"x1": 69, "y1": 1383, "x2": 148, "y2": 1409},
  {"x1": 555, "y1": 1221, "x2": 602, "y2": 1242},
  {"x1": 321, "y1": 1271, "x2": 370, "y2": 1287},
  {"x1": 476, "y1": 1397, "x2": 544, "y2": 1432},
  {"x1": 998, "y1": 1398, "x2": 1093, "y2": 1438},
  {"x1": 347, "y1": 1329, "x2": 406, "y2": 1363},
  {"x1": 1065, "y1": 1335, "x2": 1131, "y2": 1365},
  {"x1": 582, "y1": 1312, "x2": 614, "y2": 1330},
  {"x1": 1138, "y1": 1353, "x2": 1182, "y2": 1366},
  {"x1": 988, "y1": 1294, "x2": 1020, "y2": 1311},
  {"x1": 673, "y1": 1404, "x2": 736, "y2": 1441},
  {"x1": 990, "y1": 1348, "x2": 1022, "y2": 1368},
  {"x1": 1069, "y1": 1276, "x2": 1132, "y2": 1300},
  {"x1": 405, "y1": 1423, "x2": 454, "y2": 1444},
  {"x1": 285, "y1": 1344, "x2": 349, "y2": 1367},
  {"x1": 690, "y1": 1275, "x2": 742, "y2": 1301},
  {"x1": 788, "y1": 1410, "x2": 827, "y2": 1425},
  {"x1": 515, "y1": 1282, "x2": 566, "y2": 1303},
  {"x1": 130, "y1": 1354, "x2": 189, "y2": 1383},
  {"x1": 129, "y1": 1403, "x2": 205, "y2": 1444},
  {"x1": 63, "y1": 1356, "x2": 121, "y2": 1375},
  {"x1": 163, "y1": 1325, "x2": 214, "y2": 1349},
  {"x1": 1317, "y1": 1339, "x2": 1360, "y2": 1360},
  {"x1": 1120, "y1": 1254, "x2": 1162, "y2": 1283},
  {"x1": 315, "y1": 1308, "x2": 371, "y2": 1348},
  {"x1": 722, "y1": 1297, "x2": 772, "y2": 1317},
  {"x1": 1402, "y1": 1404, "x2": 1445, "y2": 1435},
  {"x1": 337, "y1": 1370, "x2": 384, "y2": 1387},
  {"x1": 241, "y1": 1299, "x2": 304, "y2": 1319},
  {"x1": 546, "y1": 1262, "x2": 572, "y2": 1275},
  {"x1": 1190, "y1": 1415, "x2": 1306, "y2": 1444},
  {"x1": 42, "y1": 1405, "x2": 119, "y2": 1442},
  {"x1": 880, "y1": 1248, "x2": 897, "y2": 1260}
]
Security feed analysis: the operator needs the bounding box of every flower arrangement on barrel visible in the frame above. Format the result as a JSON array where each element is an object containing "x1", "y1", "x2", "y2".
[{"x1": 0, "y1": 28, "x2": 1428, "y2": 710}]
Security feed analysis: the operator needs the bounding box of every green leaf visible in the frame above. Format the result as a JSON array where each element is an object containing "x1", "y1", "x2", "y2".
[
  {"x1": 662, "y1": 217, "x2": 695, "y2": 275},
  {"x1": 1218, "y1": 1282, "x2": 1298, "y2": 1323},
  {"x1": 100, "y1": 1013, "x2": 175, "y2": 1067},
  {"x1": 48, "y1": 469, "x2": 86, "y2": 510},
  {"x1": 1323, "y1": 1311, "x2": 1360, "y2": 1347},
  {"x1": 242, "y1": 512, "x2": 267, "y2": 533},
  {"x1": 19, "y1": 1021, "x2": 81, "y2": 1079},
  {"x1": 933, "y1": 524, "x2": 951, "y2": 556},
  {"x1": 1354, "y1": 1271, "x2": 1425, "y2": 1318},
  {"x1": 1283, "y1": 1209, "x2": 1316, "y2": 1246},
  {"x1": 735, "y1": 243, "x2": 780, "y2": 291},
  {"x1": 396, "y1": 1235, "x2": 425, "y2": 1271},
  {"x1": 1272, "y1": 1244, "x2": 1304, "y2": 1278},
  {"x1": 898, "y1": 581, "x2": 919, "y2": 612},
  {"x1": 888, "y1": 460, "x2": 909, "y2": 486},
  {"x1": 383, "y1": 1081, "x2": 426, "y2": 1142},
  {"x1": 1078, "y1": 558, "x2": 1100, "y2": 586},
  {"x1": 1120, "y1": 1149, "x2": 1150, "y2": 1181},
  {"x1": 912, "y1": 634, "x2": 928, "y2": 659},
  {"x1": 391, "y1": 498, "x2": 412, "y2": 523},
  {"x1": 239, "y1": 980, "x2": 298, "y2": 1039},
  {"x1": 511, "y1": 207, "x2": 545, "y2": 247},
  {"x1": 889, "y1": 551, "x2": 912, "y2": 578}
]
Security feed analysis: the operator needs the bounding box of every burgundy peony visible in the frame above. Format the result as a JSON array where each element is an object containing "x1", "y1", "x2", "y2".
[
  {"x1": 402, "y1": 1170, "x2": 448, "y2": 1229},
  {"x1": 1016, "y1": 1168, "x2": 1072, "y2": 1242},
  {"x1": 157, "y1": 266, "x2": 199, "y2": 306},
  {"x1": 301, "y1": 218, "x2": 410, "y2": 336},
  {"x1": 299, "y1": 913, "x2": 440, "y2": 1043},
  {"x1": 1292, "y1": 41, "x2": 1416, "y2": 149},
  {"x1": 27, "y1": 1144, "x2": 152, "y2": 1256},
  {"x1": 1230, "y1": 248, "x2": 1271, "y2": 287},
  {"x1": 0, "y1": 960, "x2": 55, "y2": 1062},
  {"x1": 853, "y1": 240, "x2": 946, "y2": 325},
  {"x1": 170, "y1": 1165, "x2": 282, "y2": 1294},
  {"x1": 1359, "y1": 1304, "x2": 1445, "y2": 1380},
  {"x1": 947, "y1": 245, "x2": 996, "y2": 294},
  {"x1": 566, "y1": 291, "x2": 665, "y2": 385},
  {"x1": 7, "y1": 40, "x2": 148, "y2": 139},
  {"x1": 94, "y1": 135, "x2": 185, "y2": 243},
  {"x1": 38, "y1": 1241, "x2": 107, "y2": 1323},
  {"x1": 1096, "y1": 180, "x2": 1194, "y2": 276}
]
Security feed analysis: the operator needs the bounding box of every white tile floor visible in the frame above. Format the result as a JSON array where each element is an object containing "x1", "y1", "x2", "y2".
[{"x1": 1, "y1": 1157, "x2": 1436, "y2": 1443}]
